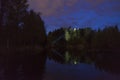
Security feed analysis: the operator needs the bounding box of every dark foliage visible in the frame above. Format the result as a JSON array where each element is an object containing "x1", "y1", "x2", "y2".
[
  {"x1": 48, "y1": 26, "x2": 120, "y2": 52},
  {"x1": 0, "y1": 0, "x2": 46, "y2": 48}
]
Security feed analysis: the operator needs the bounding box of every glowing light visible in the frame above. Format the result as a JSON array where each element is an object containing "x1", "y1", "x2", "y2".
[
  {"x1": 74, "y1": 28, "x2": 77, "y2": 31},
  {"x1": 74, "y1": 61, "x2": 77, "y2": 64}
]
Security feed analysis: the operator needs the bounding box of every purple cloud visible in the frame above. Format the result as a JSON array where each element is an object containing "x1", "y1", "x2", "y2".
[{"x1": 28, "y1": 0, "x2": 120, "y2": 32}]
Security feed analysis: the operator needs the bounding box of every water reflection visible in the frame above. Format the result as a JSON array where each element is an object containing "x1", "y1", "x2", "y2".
[
  {"x1": 0, "y1": 50, "x2": 47, "y2": 80},
  {"x1": 94, "y1": 53, "x2": 120, "y2": 74},
  {"x1": 0, "y1": 49, "x2": 120, "y2": 80},
  {"x1": 47, "y1": 48, "x2": 120, "y2": 74}
]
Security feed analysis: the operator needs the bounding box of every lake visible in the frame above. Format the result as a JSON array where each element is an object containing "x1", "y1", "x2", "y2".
[{"x1": 0, "y1": 49, "x2": 120, "y2": 80}]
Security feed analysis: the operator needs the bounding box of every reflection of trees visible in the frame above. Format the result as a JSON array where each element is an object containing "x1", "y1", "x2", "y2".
[
  {"x1": 0, "y1": 50, "x2": 47, "y2": 80},
  {"x1": 47, "y1": 48, "x2": 92, "y2": 64},
  {"x1": 47, "y1": 49, "x2": 65, "y2": 64},
  {"x1": 69, "y1": 50, "x2": 120, "y2": 74},
  {"x1": 94, "y1": 53, "x2": 120, "y2": 74},
  {"x1": 47, "y1": 47, "x2": 120, "y2": 74}
]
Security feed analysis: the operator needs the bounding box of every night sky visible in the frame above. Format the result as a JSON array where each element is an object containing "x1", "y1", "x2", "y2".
[{"x1": 28, "y1": 0, "x2": 120, "y2": 32}]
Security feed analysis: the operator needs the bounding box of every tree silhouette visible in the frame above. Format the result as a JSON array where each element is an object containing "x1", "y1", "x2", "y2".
[
  {"x1": 48, "y1": 25, "x2": 120, "y2": 53},
  {"x1": 0, "y1": 0, "x2": 47, "y2": 48},
  {"x1": 0, "y1": 0, "x2": 28, "y2": 47},
  {"x1": 23, "y1": 10, "x2": 46, "y2": 46}
]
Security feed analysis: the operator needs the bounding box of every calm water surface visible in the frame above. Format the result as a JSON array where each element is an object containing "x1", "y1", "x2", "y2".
[
  {"x1": 0, "y1": 49, "x2": 120, "y2": 80},
  {"x1": 44, "y1": 59, "x2": 120, "y2": 80}
]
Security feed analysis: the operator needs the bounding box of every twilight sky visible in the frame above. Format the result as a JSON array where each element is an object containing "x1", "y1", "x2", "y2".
[{"x1": 28, "y1": 0, "x2": 120, "y2": 32}]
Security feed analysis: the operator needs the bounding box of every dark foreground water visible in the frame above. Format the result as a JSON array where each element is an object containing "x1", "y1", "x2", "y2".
[
  {"x1": 0, "y1": 49, "x2": 120, "y2": 80},
  {"x1": 44, "y1": 59, "x2": 120, "y2": 80}
]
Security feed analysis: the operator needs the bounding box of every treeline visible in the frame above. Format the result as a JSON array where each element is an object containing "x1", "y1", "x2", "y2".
[
  {"x1": 0, "y1": 0, "x2": 46, "y2": 48},
  {"x1": 48, "y1": 26, "x2": 120, "y2": 52},
  {"x1": 47, "y1": 28, "x2": 66, "y2": 48}
]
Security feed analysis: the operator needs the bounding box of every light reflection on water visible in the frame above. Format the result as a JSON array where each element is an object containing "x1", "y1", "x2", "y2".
[
  {"x1": 0, "y1": 49, "x2": 120, "y2": 80},
  {"x1": 43, "y1": 58, "x2": 120, "y2": 80},
  {"x1": 44, "y1": 49, "x2": 120, "y2": 80}
]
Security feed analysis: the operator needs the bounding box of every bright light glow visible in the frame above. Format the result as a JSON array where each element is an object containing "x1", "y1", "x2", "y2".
[
  {"x1": 74, "y1": 28, "x2": 77, "y2": 31},
  {"x1": 74, "y1": 61, "x2": 77, "y2": 64}
]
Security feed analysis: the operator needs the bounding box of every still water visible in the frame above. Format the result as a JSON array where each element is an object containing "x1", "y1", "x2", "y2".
[{"x1": 0, "y1": 49, "x2": 120, "y2": 80}]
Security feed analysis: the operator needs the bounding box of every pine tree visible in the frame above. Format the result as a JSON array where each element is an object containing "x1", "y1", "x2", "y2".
[
  {"x1": 1, "y1": 0, "x2": 46, "y2": 47},
  {"x1": 0, "y1": 0, "x2": 28, "y2": 47},
  {"x1": 23, "y1": 10, "x2": 46, "y2": 46}
]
